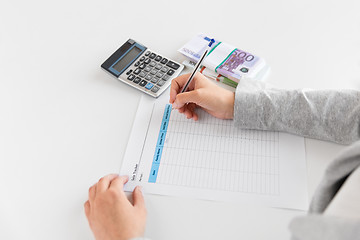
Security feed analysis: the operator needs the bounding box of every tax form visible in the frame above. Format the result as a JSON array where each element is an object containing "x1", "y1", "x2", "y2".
[{"x1": 121, "y1": 91, "x2": 308, "y2": 210}]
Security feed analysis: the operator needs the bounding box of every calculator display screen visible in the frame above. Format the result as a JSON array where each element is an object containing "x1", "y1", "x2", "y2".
[{"x1": 113, "y1": 47, "x2": 142, "y2": 73}]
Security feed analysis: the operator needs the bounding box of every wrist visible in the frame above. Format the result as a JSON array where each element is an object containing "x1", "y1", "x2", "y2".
[{"x1": 224, "y1": 91, "x2": 235, "y2": 119}]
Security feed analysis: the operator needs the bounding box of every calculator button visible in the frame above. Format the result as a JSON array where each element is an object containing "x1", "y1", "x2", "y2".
[
  {"x1": 157, "y1": 80, "x2": 165, "y2": 86},
  {"x1": 166, "y1": 61, "x2": 180, "y2": 70},
  {"x1": 150, "y1": 69, "x2": 157, "y2": 75},
  {"x1": 167, "y1": 69, "x2": 175, "y2": 76},
  {"x1": 149, "y1": 61, "x2": 156, "y2": 67},
  {"x1": 140, "y1": 56, "x2": 145, "y2": 62},
  {"x1": 139, "y1": 72, "x2": 146, "y2": 78},
  {"x1": 139, "y1": 80, "x2": 148, "y2": 87},
  {"x1": 145, "y1": 75, "x2": 153, "y2": 81},
  {"x1": 145, "y1": 82, "x2": 154, "y2": 90},
  {"x1": 144, "y1": 58, "x2": 151, "y2": 64},
  {"x1": 160, "y1": 58, "x2": 168, "y2": 64},
  {"x1": 127, "y1": 74, "x2": 135, "y2": 81},
  {"x1": 149, "y1": 53, "x2": 157, "y2": 59},
  {"x1": 133, "y1": 77, "x2": 141, "y2": 84},
  {"x1": 155, "y1": 55, "x2": 162, "y2": 62},
  {"x1": 156, "y1": 72, "x2": 164, "y2": 78},
  {"x1": 151, "y1": 77, "x2": 160, "y2": 84},
  {"x1": 134, "y1": 68, "x2": 141, "y2": 75},
  {"x1": 126, "y1": 69, "x2": 133, "y2": 75},
  {"x1": 161, "y1": 67, "x2": 168, "y2": 73},
  {"x1": 155, "y1": 64, "x2": 162, "y2": 70},
  {"x1": 139, "y1": 63, "x2": 146, "y2": 69},
  {"x1": 144, "y1": 66, "x2": 151, "y2": 72},
  {"x1": 162, "y1": 75, "x2": 170, "y2": 81},
  {"x1": 134, "y1": 61, "x2": 140, "y2": 67},
  {"x1": 151, "y1": 86, "x2": 160, "y2": 93},
  {"x1": 145, "y1": 51, "x2": 151, "y2": 56}
]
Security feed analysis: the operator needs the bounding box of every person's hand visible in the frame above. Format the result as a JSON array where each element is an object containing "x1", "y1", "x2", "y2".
[
  {"x1": 169, "y1": 73, "x2": 235, "y2": 120},
  {"x1": 84, "y1": 174, "x2": 147, "y2": 240}
]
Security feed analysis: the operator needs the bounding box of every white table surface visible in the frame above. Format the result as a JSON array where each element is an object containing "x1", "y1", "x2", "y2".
[{"x1": 1, "y1": 0, "x2": 359, "y2": 239}]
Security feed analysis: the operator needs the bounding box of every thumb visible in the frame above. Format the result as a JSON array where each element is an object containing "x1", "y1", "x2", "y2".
[
  {"x1": 133, "y1": 186, "x2": 145, "y2": 209},
  {"x1": 173, "y1": 90, "x2": 202, "y2": 109}
]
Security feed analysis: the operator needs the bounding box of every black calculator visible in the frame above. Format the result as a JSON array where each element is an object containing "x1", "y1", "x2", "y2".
[{"x1": 101, "y1": 39, "x2": 184, "y2": 98}]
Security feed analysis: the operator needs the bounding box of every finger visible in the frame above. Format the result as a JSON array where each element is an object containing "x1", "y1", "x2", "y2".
[
  {"x1": 133, "y1": 186, "x2": 145, "y2": 210},
  {"x1": 178, "y1": 106, "x2": 186, "y2": 113},
  {"x1": 187, "y1": 103, "x2": 199, "y2": 121},
  {"x1": 96, "y1": 174, "x2": 119, "y2": 194},
  {"x1": 170, "y1": 73, "x2": 192, "y2": 104},
  {"x1": 88, "y1": 184, "x2": 96, "y2": 202},
  {"x1": 187, "y1": 103, "x2": 197, "y2": 112},
  {"x1": 84, "y1": 201, "x2": 90, "y2": 219},
  {"x1": 193, "y1": 112, "x2": 199, "y2": 121},
  {"x1": 184, "y1": 107, "x2": 193, "y2": 119},
  {"x1": 109, "y1": 175, "x2": 129, "y2": 192},
  {"x1": 173, "y1": 90, "x2": 202, "y2": 109}
]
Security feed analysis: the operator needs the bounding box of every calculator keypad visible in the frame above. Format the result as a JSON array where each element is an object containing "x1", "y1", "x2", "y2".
[
  {"x1": 134, "y1": 68, "x2": 141, "y2": 75},
  {"x1": 151, "y1": 86, "x2": 160, "y2": 93},
  {"x1": 133, "y1": 77, "x2": 141, "y2": 84},
  {"x1": 166, "y1": 61, "x2": 180, "y2": 70},
  {"x1": 155, "y1": 56, "x2": 162, "y2": 62},
  {"x1": 167, "y1": 69, "x2": 175, "y2": 75},
  {"x1": 139, "y1": 80, "x2": 148, "y2": 87},
  {"x1": 119, "y1": 50, "x2": 183, "y2": 97},
  {"x1": 162, "y1": 75, "x2": 170, "y2": 81}
]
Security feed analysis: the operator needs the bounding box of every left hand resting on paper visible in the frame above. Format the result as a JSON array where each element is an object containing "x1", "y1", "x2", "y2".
[{"x1": 84, "y1": 174, "x2": 147, "y2": 240}]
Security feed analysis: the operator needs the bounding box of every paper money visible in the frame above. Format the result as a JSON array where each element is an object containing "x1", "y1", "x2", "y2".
[
  {"x1": 217, "y1": 49, "x2": 260, "y2": 79},
  {"x1": 178, "y1": 34, "x2": 268, "y2": 83},
  {"x1": 178, "y1": 34, "x2": 220, "y2": 62},
  {"x1": 182, "y1": 59, "x2": 238, "y2": 88}
]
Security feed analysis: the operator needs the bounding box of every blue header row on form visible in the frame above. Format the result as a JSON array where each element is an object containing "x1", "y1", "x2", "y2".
[{"x1": 149, "y1": 104, "x2": 172, "y2": 183}]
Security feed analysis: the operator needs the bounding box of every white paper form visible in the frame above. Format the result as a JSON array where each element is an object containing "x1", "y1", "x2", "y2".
[{"x1": 121, "y1": 91, "x2": 308, "y2": 210}]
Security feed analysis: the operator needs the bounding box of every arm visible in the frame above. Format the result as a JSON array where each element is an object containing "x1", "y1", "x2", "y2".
[
  {"x1": 324, "y1": 165, "x2": 360, "y2": 218},
  {"x1": 171, "y1": 73, "x2": 360, "y2": 144},
  {"x1": 289, "y1": 141, "x2": 360, "y2": 240},
  {"x1": 234, "y1": 87, "x2": 360, "y2": 144}
]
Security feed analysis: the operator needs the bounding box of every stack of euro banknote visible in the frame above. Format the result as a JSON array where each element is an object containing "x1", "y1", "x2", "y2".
[{"x1": 178, "y1": 34, "x2": 270, "y2": 87}]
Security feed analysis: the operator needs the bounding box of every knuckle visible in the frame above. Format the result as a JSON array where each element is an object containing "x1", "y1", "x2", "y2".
[
  {"x1": 176, "y1": 93, "x2": 184, "y2": 101},
  {"x1": 107, "y1": 188, "x2": 119, "y2": 198},
  {"x1": 193, "y1": 89, "x2": 202, "y2": 100},
  {"x1": 118, "y1": 175, "x2": 128, "y2": 183},
  {"x1": 98, "y1": 177, "x2": 105, "y2": 183}
]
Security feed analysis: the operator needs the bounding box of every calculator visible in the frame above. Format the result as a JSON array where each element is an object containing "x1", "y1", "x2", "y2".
[{"x1": 101, "y1": 39, "x2": 184, "y2": 98}]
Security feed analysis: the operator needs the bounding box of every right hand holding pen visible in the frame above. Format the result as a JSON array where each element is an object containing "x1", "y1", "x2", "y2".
[{"x1": 169, "y1": 73, "x2": 235, "y2": 120}]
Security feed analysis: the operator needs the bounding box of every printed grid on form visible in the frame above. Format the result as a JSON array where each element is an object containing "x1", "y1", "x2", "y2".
[{"x1": 153, "y1": 105, "x2": 280, "y2": 196}]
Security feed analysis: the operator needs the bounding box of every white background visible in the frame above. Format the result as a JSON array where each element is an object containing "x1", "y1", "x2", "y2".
[{"x1": 1, "y1": 0, "x2": 359, "y2": 239}]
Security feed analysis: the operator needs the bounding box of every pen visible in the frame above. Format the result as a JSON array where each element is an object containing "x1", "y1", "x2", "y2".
[{"x1": 180, "y1": 38, "x2": 215, "y2": 93}]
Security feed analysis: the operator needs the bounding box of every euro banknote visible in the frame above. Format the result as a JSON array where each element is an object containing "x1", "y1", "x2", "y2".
[{"x1": 178, "y1": 34, "x2": 268, "y2": 83}]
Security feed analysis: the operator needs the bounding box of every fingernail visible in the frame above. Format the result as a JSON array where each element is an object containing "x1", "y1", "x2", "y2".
[
  {"x1": 173, "y1": 102, "x2": 179, "y2": 109},
  {"x1": 137, "y1": 186, "x2": 143, "y2": 192}
]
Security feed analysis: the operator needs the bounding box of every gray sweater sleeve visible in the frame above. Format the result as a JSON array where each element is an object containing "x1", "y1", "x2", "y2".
[
  {"x1": 234, "y1": 87, "x2": 360, "y2": 144},
  {"x1": 289, "y1": 141, "x2": 360, "y2": 240}
]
